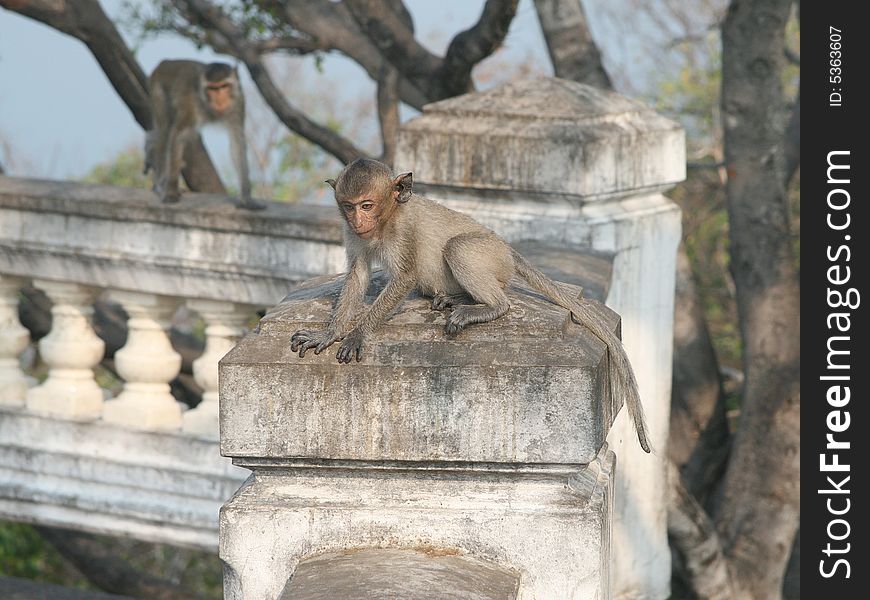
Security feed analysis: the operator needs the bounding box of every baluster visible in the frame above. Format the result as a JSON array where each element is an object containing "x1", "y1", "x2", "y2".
[
  {"x1": 26, "y1": 280, "x2": 105, "y2": 419},
  {"x1": 0, "y1": 275, "x2": 31, "y2": 407},
  {"x1": 102, "y1": 291, "x2": 182, "y2": 430},
  {"x1": 183, "y1": 300, "x2": 251, "y2": 438}
]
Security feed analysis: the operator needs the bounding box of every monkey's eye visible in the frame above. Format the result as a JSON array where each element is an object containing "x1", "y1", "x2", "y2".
[{"x1": 360, "y1": 202, "x2": 374, "y2": 211}]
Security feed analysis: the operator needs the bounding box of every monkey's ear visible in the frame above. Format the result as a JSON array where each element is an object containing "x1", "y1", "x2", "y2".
[
  {"x1": 393, "y1": 172, "x2": 413, "y2": 203},
  {"x1": 325, "y1": 178, "x2": 337, "y2": 190}
]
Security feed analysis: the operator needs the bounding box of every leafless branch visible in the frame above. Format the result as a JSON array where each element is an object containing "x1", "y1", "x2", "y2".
[
  {"x1": 533, "y1": 0, "x2": 611, "y2": 89},
  {"x1": 783, "y1": 88, "x2": 800, "y2": 185},
  {"x1": 377, "y1": 64, "x2": 400, "y2": 167},
  {"x1": 441, "y1": 0, "x2": 520, "y2": 96},
  {"x1": 345, "y1": 0, "x2": 440, "y2": 75},
  {"x1": 667, "y1": 464, "x2": 737, "y2": 600},
  {"x1": 687, "y1": 161, "x2": 726, "y2": 170},
  {"x1": 177, "y1": 0, "x2": 368, "y2": 164}
]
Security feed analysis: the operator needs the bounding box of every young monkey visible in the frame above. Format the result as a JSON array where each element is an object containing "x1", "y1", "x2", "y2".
[{"x1": 291, "y1": 158, "x2": 651, "y2": 452}]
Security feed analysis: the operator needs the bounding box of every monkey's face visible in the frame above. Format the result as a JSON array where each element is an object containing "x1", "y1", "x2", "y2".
[
  {"x1": 205, "y1": 80, "x2": 234, "y2": 114},
  {"x1": 338, "y1": 195, "x2": 390, "y2": 240}
]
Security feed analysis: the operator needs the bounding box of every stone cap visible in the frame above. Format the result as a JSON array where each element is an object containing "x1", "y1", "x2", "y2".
[
  {"x1": 396, "y1": 78, "x2": 685, "y2": 200},
  {"x1": 220, "y1": 272, "x2": 623, "y2": 466}
]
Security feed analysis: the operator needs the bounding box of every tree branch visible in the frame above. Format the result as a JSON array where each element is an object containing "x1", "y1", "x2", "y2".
[
  {"x1": 177, "y1": 0, "x2": 368, "y2": 164},
  {"x1": 257, "y1": 0, "x2": 430, "y2": 108},
  {"x1": 440, "y1": 0, "x2": 520, "y2": 96},
  {"x1": 667, "y1": 463, "x2": 738, "y2": 600},
  {"x1": 669, "y1": 245, "x2": 733, "y2": 505},
  {"x1": 377, "y1": 64, "x2": 400, "y2": 167},
  {"x1": 783, "y1": 88, "x2": 800, "y2": 185},
  {"x1": 345, "y1": 0, "x2": 442, "y2": 80},
  {"x1": 1, "y1": 0, "x2": 224, "y2": 193},
  {"x1": 533, "y1": 0, "x2": 611, "y2": 88}
]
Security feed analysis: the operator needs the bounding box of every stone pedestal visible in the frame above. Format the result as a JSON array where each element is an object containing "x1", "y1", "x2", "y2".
[
  {"x1": 396, "y1": 78, "x2": 684, "y2": 599},
  {"x1": 219, "y1": 275, "x2": 622, "y2": 600}
]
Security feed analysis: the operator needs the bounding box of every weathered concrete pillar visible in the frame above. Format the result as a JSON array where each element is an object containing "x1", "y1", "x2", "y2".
[
  {"x1": 396, "y1": 78, "x2": 684, "y2": 599},
  {"x1": 26, "y1": 280, "x2": 105, "y2": 420},
  {"x1": 220, "y1": 275, "x2": 622, "y2": 599},
  {"x1": 0, "y1": 275, "x2": 30, "y2": 407}
]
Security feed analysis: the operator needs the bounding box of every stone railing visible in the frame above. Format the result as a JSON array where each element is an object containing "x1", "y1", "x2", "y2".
[{"x1": 0, "y1": 178, "x2": 346, "y2": 548}]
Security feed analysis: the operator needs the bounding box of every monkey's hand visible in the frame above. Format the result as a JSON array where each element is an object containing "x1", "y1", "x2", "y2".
[
  {"x1": 290, "y1": 329, "x2": 339, "y2": 358},
  {"x1": 336, "y1": 329, "x2": 365, "y2": 364}
]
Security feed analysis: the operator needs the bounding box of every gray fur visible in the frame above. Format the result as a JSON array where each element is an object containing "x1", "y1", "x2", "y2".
[{"x1": 145, "y1": 59, "x2": 262, "y2": 210}]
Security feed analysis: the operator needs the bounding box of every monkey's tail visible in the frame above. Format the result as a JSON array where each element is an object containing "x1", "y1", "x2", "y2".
[{"x1": 510, "y1": 248, "x2": 652, "y2": 453}]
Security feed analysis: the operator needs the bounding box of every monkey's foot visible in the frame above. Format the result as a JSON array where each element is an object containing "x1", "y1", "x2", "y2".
[
  {"x1": 445, "y1": 304, "x2": 510, "y2": 335},
  {"x1": 290, "y1": 329, "x2": 339, "y2": 358},
  {"x1": 431, "y1": 292, "x2": 475, "y2": 311},
  {"x1": 160, "y1": 191, "x2": 181, "y2": 204},
  {"x1": 236, "y1": 198, "x2": 267, "y2": 211},
  {"x1": 336, "y1": 330, "x2": 365, "y2": 364}
]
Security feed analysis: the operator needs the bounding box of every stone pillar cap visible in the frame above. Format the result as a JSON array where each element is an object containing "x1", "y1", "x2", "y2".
[
  {"x1": 220, "y1": 273, "x2": 623, "y2": 466},
  {"x1": 397, "y1": 77, "x2": 685, "y2": 199}
]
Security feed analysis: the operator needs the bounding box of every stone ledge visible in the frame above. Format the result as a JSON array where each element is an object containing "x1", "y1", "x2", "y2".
[{"x1": 0, "y1": 408, "x2": 248, "y2": 550}]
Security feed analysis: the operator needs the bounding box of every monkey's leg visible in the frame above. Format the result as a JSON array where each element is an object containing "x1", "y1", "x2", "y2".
[
  {"x1": 431, "y1": 292, "x2": 475, "y2": 311},
  {"x1": 229, "y1": 118, "x2": 265, "y2": 210},
  {"x1": 149, "y1": 85, "x2": 170, "y2": 196},
  {"x1": 161, "y1": 125, "x2": 185, "y2": 203},
  {"x1": 442, "y1": 236, "x2": 511, "y2": 335}
]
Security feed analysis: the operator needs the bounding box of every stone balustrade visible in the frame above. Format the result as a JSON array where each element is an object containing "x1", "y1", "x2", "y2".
[
  {"x1": 1, "y1": 76, "x2": 683, "y2": 597},
  {"x1": 0, "y1": 179, "x2": 347, "y2": 547}
]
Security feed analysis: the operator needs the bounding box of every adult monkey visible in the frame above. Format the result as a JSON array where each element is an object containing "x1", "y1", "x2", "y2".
[
  {"x1": 144, "y1": 60, "x2": 264, "y2": 210},
  {"x1": 291, "y1": 158, "x2": 651, "y2": 452}
]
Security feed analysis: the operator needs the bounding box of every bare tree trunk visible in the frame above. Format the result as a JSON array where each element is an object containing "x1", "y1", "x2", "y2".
[
  {"x1": 715, "y1": 1, "x2": 801, "y2": 598},
  {"x1": 667, "y1": 463, "x2": 736, "y2": 599},
  {"x1": 377, "y1": 64, "x2": 400, "y2": 167},
  {"x1": 671, "y1": 246, "x2": 732, "y2": 503},
  {"x1": 532, "y1": 0, "x2": 612, "y2": 88},
  {"x1": 669, "y1": 246, "x2": 725, "y2": 468},
  {"x1": 0, "y1": 0, "x2": 224, "y2": 193}
]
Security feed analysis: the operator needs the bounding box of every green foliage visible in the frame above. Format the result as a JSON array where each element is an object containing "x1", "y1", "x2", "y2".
[
  {"x1": 80, "y1": 146, "x2": 150, "y2": 189},
  {"x1": 650, "y1": 32, "x2": 723, "y2": 160},
  {"x1": 0, "y1": 522, "x2": 90, "y2": 588}
]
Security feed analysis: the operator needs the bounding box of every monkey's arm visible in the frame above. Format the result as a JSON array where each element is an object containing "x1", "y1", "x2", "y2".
[
  {"x1": 336, "y1": 274, "x2": 416, "y2": 364},
  {"x1": 290, "y1": 256, "x2": 369, "y2": 357}
]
